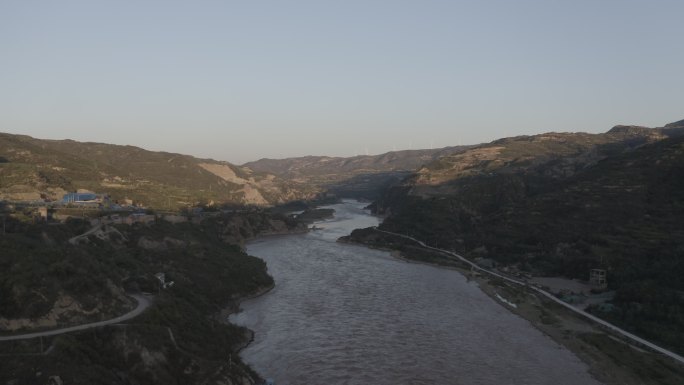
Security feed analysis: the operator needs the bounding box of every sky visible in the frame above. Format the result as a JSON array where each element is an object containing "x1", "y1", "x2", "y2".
[{"x1": 1, "y1": 0, "x2": 683, "y2": 164}]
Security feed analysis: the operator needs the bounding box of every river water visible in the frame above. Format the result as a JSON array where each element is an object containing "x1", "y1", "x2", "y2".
[{"x1": 230, "y1": 201, "x2": 601, "y2": 385}]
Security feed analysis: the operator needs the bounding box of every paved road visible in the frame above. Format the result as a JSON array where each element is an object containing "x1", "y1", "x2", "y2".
[
  {"x1": 374, "y1": 228, "x2": 684, "y2": 365},
  {"x1": 0, "y1": 294, "x2": 151, "y2": 342},
  {"x1": 68, "y1": 224, "x2": 102, "y2": 245}
]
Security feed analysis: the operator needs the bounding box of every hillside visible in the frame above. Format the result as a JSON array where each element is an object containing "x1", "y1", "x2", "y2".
[
  {"x1": 367, "y1": 120, "x2": 684, "y2": 354},
  {"x1": 374, "y1": 121, "x2": 683, "y2": 244},
  {"x1": 0, "y1": 133, "x2": 316, "y2": 209},
  {"x1": 0, "y1": 210, "x2": 307, "y2": 384},
  {"x1": 243, "y1": 146, "x2": 470, "y2": 199}
]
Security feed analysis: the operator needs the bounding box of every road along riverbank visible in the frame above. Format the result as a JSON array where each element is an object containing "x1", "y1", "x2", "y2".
[{"x1": 341, "y1": 226, "x2": 684, "y2": 385}]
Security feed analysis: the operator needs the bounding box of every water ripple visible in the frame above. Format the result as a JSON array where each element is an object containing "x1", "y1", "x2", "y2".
[{"x1": 230, "y1": 201, "x2": 601, "y2": 385}]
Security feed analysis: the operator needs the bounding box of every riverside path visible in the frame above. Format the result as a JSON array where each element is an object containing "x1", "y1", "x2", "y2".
[{"x1": 373, "y1": 227, "x2": 684, "y2": 365}]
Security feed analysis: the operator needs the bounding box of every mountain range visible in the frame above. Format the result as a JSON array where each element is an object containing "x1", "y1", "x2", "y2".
[
  {"x1": 2, "y1": 119, "x2": 684, "y2": 380},
  {"x1": 0, "y1": 133, "x2": 468, "y2": 207},
  {"x1": 243, "y1": 146, "x2": 470, "y2": 199}
]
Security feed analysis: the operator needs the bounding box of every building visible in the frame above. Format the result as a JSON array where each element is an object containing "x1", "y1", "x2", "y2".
[
  {"x1": 62, "y1": 192, "x2": 98, "y2": 204},
  {"x1": 62, "y1": 192, "x2": 111, "y2": 208},
  {"x1": 590, "y1": 269, "x2": 607, "y2": 289}
]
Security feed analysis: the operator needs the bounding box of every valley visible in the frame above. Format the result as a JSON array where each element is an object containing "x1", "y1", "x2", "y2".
[
  {"x1": 4, "y1": 2, "x2": 683, "y2": 383},
  {"x1": 1, "y1": 119, "x2": 684, "y2": 384}
]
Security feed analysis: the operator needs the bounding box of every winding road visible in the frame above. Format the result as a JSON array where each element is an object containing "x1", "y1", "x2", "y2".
[
  {"x1": 373, "y1": 227, "x2": 684, "y2": 365},
  {"x1": 0, "y1": 294, "x2": 151, "y2": 342}
]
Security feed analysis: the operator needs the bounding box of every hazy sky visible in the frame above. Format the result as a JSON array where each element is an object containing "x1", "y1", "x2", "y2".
[{"x1": 2, "y1": 1, "x2": 683, "y2": 164}]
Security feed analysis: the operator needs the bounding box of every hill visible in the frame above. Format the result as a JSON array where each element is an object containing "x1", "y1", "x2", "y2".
[
  {"x1": 0, "y1": 133, "x2": 316, "y2": 209},
  {"x1": 0, "y1": 209, "x2": 307, "y2": 384},
  {"x1": 367, "y1": 120, "x2": 684, "y2": 354},
  {"x1": 243, "y1": 146, "x2": 470, "y2": 199}
]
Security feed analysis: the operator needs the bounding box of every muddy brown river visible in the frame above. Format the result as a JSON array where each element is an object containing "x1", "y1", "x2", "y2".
[{"x1": 230, "y1": 201, "x2": 601, "y2": 385}]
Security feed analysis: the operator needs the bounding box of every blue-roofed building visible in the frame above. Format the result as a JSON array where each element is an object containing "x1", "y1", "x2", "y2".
[
  {"x1": 62, "y1": 192, "x2": 98, "y2": 204},
  {"x1": 61, "y1": 192, "x2": 112, "y2": 209}
]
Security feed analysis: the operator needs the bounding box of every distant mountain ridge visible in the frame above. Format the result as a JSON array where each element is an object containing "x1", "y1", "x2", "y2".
[
  {"x1": 0, "y1": 133, "x2": 315, "y2": 208},
  {"x1": 0, "y1": 133, "x2": 473, "y2": 207},
  {"x1": 243, "y1": 146, "x2": 471, "y2": 199},
  {"x1": 244, "y1": 147, "x2": 467, "y2": 177},
  {"x1": 665, "y1": 119, "x2": 684, "y2": 128}
]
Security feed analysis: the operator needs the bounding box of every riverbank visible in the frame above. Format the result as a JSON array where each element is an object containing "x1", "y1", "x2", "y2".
[
  {"x1": 217, "y1": 282, "x2": 277, "y2": 352},
  {"x1": 341, "y1": 229, "x2": 684, "y2": 385},
  {"x1": 470, "y1": 274, "x2": 684, "y2": 385},
  {"x1": 215, "y1": 210, "x2": 326, "y2": 382},
  {"x1": 230, "y1": 201, "x2": 612, "y2": 384},
  {"x1": 0, "y1": 214, "x2": 281, "y2": 385}
]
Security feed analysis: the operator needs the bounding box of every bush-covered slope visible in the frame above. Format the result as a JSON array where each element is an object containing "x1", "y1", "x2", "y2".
[
  {"x1": 372, "y1": 121, "x2": 684, "y2": 353},
  {"x1": 243, "y1": 146, "x2": 471, "y2": 199},
  {"x1": 0, "y1": 211, "x2": 304, "y2": 384}
]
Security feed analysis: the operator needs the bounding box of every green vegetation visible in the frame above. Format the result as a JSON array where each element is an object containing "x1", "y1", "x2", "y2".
[
  {"x1": 244, "y1": 146, "x2": 471, "y2": 200},
  {"x1": 296, "y1": 208, "x2": 335, "y2": 224},
  {"x1": 588, "y1": 281, "x2": 684, "y2": 358},
  {"x1": 579, "y1": 333, "x2": 684, "y2": 385},
  {"x1": 0, "y1": 218, "x2": 119, "y2": 321},
  {"x1": 0, "y1": 209, "x2": 304, "y2": 384},
  {"x1": 342, "y1": 227, "x2": 468, "y2": 269},
  {"x1": 0, "y1": 132, "x2": 315, "y2": 209},
  {"x1": 373, "y1": 123, "x2": 684, "y2": 355}
]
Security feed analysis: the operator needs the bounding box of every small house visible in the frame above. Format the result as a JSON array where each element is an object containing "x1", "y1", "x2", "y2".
[{"x1": 590, "y1": 269, "x2": 607, "y2": 289}]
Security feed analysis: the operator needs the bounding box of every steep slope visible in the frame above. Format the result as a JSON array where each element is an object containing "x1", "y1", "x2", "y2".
[
  {"x1": 0, "y1": 133, "x2": 316, "y2": 208},
  {"x1": 371, "y1": 120, "x2": 684, "y2": 353},
  {"x1": 375, "y1": 122, "x2": 682, "y2": 261},
  {"x1": 243, "y1": 146, "x2": 470, "y2": 199}
]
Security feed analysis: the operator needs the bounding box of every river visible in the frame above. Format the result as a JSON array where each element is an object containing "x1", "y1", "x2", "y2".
[{"x1": 230, "y1": 201, "x2": 601, "y2": 385}]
